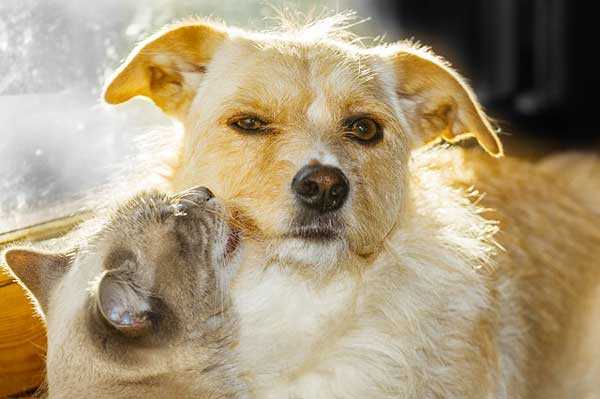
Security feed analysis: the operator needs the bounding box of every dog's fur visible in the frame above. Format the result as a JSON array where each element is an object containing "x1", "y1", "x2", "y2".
[
  {"x1": 6, "y1": 14, "x2": 600, "y2": 398},
  {"x1": 3, "y1": 188, "x2": 248, "y2": 398},
  {"x1": 101, "y1": 15, "x2": 600, "y2": 399}
]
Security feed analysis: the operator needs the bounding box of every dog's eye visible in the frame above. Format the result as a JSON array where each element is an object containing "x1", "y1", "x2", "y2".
[
  {"x1": 346, "y1": 118, "x2": 382, "y2": 144},
  {"x1": 232, "y1": 116, "x2": 265, "y2": 132}
]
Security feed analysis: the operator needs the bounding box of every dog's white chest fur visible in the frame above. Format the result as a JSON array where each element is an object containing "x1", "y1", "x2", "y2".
[
  {"x1": 231, "y1": 221, "x2": 498, "y2": 399},
  {"x1": 232, "y1": 262, "x2": 360, "y2": 393}
]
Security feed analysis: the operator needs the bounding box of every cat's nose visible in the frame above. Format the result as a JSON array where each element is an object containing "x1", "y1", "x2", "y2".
[{"x1": 176, "y1": 186, "x2": 215, "y2": 208}]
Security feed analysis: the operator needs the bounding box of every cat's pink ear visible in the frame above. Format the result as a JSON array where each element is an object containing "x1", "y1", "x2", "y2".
[{"x1": 96, "y1": 270, "x2": 154, "y2": 337}]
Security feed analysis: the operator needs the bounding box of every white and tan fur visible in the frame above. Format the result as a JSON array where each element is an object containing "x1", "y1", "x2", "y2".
[
  {"x1": 103, "y1": 15, "x2": 600, "y2": 399},
  {"x1": 11, "y1": 13, "x2": 600, "y2": 398}
]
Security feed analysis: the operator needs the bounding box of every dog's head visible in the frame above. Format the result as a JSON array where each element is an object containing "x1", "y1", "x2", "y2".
[{"x1": 104, "y1": 16, "x2": 502, "y2": 271}]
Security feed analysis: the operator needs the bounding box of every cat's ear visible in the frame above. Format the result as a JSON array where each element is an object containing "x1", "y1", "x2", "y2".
[
  {"x1": 96, "y1": 270, "x2": 154, "y2": 337},
  {"x1": 3, "y1": 247, "x2": 73, "y2": 312}
]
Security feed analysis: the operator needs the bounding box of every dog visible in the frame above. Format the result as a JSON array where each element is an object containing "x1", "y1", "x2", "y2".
[
  {"x1": 14, "y1": 13, "x2": 599, "y2": 398},
  {"x1": 3, "y1": 187, "x2": 248, "y2": 398},
  {"x1": 101, "y1": 14, "x2": 600, "y2": 399}
]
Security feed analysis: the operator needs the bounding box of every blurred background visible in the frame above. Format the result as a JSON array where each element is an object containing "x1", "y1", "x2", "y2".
[{"x1": 0, "y1": 0, "x2": 598, "y2": 234}]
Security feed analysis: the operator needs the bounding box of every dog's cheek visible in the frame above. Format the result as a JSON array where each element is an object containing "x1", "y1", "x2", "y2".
[
  {"x1": 235, "y1": 161, "x2": 298, "y2": 237},
  {"x1": 206, "y1": 138, "x2": 296, "y2": 236},
  {"x1": 177, "y1": 148, "x2": 293, "y2": 237},
  {"x1": 347, "y1": 154, "x2": 407, "y2": 253},
  {"x1": 347, "y1": 191, "x2": 398, "y2": 254}
]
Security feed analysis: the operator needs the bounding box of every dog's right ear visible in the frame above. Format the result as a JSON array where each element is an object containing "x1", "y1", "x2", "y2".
[
  {"x1": 103, "y1": 22, "x2": 227, "y2": 118},
  {"x1": 2, "y1": 248, "x2": 72, "y2": 312}
]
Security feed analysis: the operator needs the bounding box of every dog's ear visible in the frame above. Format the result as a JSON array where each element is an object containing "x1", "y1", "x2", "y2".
[
  {"x1": 103, "y1": 22, "x2": 227, "y2": 118},
  {"x1": 387, "y1": 44, "x2": 503, "y2": 157},
  {"x1": 2, "y1": 247, "x2": 73, "y2": 312}
]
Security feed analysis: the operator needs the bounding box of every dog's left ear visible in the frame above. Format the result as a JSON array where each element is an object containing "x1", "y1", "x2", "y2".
[
  {"x1": 103, "y1": 22, "x2": 227, "y2": 118},
  {"x1": 387, "y1": 45, "x2": 503, "y2": 157}
]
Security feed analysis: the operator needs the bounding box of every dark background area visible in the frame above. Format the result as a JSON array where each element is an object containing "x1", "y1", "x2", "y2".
[{"x1": 363, "y1": 0, "x2": 599, "y2": 155}]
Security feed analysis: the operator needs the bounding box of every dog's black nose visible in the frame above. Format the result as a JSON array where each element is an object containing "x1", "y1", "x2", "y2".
[{"x1": 292, "y1": 164, "x2": 349, "y2": 212}]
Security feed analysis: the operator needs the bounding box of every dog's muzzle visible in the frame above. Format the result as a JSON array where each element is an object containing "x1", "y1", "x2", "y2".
[{"x1": 291, "y1": 163, "x2": 349, "y2": 213}]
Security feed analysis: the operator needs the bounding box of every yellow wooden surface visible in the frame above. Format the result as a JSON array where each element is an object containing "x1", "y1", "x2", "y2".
[
  {"x1": 0, "y1": 267, "x2": 47, "y2": 398},
  {"x1": 0, "y1": 212, "x2": 88, "y2": 397}
]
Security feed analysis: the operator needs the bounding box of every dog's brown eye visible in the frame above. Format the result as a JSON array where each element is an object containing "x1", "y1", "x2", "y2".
[
  {"x1": 347, "y1": 118, "x2": 382, "y2": 143},
  {"x1": 233, "y1": 117, "x2": 264, "y2": 132}
]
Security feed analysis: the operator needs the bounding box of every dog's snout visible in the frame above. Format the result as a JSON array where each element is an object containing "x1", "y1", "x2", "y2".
[{"x1": 292, "y1": 164, "x2": 349, "y2": 212}]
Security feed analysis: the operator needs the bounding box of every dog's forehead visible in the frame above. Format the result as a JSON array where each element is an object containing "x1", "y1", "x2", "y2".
[{"x1": 206, "y1": 38, "x2": 388, "y2": 121}]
